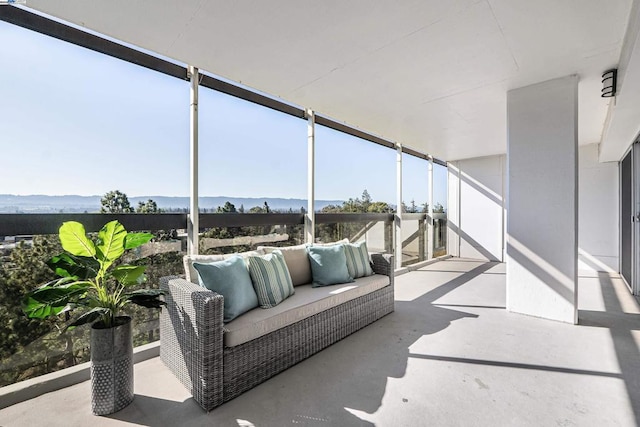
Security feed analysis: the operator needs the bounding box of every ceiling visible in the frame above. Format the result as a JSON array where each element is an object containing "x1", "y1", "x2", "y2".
[{"x1": 26, "y1": 0, "x2": 634, "y2": 161}]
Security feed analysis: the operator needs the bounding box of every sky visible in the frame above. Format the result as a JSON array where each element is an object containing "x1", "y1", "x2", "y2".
[{"x1": 0, "y1": 20, "x2": 448, "y2": 208}]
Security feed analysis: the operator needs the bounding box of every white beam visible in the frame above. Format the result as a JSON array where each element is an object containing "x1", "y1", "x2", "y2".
[
  {"x1": 395, "y1": 143, "x2": 403, "y2": 269},
  {"x1": 187, "y1": 66, "x2": 199, "y2": 255},
  {"x1": 305, "y1": 109, "x2": 315, "y2": 244}
]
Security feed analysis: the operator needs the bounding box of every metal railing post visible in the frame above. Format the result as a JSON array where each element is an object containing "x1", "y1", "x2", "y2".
[
  {"x1": 428, "y1": 156, "x2": 434, "y2": 259},
  {"x1": 188, "y1": 65, "x2": 199, "y2": 255},
  {"x1": 419, "y1": 217, "x2": 426, "y2": 261},
  {"x1": 395, "y1": 143, "x2": 403, "y2": 269},
  {"x1": 305, "y1": 109, "x2": 315, "y2": 244}
]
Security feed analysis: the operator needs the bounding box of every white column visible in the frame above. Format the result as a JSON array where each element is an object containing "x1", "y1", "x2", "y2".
[
  {"x1": 507, "y1": 75, "x2": 578, "y2": 324},
  {"x1": 187, "y1": 66, "x2": 199, "y2": 255},
  {"x1": 447, "y1": 162, "x2": 461, "y2": 257},
  {"x1": 305, "y1": 109, "x2": 315, "y2": 244},
  {"x1": 395, "y1": 143, "x2": 403, "y2": 269},
  {"x1": 427, "y1": 157, "x2": 434, "y2": 259}
]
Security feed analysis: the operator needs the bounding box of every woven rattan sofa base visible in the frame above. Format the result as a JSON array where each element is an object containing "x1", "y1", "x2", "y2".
[
  {"x1": 160, "y1": 253, "x2": 394, "y2": 412},
  {"x1": 223, "y1": 284, "x2": 394, "y2": 403}
]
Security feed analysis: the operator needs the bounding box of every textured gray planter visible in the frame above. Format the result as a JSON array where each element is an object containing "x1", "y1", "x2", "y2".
[{"x1": 90, "y1": 316, "x2": 134, "y2": 415}]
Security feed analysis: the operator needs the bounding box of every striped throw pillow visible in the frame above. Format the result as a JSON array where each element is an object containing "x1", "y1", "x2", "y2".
[
  {"x1": 247, "y1": 250, "x2": 295, "y2": 308},
  {"x1": 344, "y1": 241, "x2": 374, "y2": 279}
]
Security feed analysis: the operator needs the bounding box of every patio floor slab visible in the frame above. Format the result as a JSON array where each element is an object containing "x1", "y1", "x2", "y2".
[{"x1": 0, "y1": 258, "x2": 638, "y2": 426}]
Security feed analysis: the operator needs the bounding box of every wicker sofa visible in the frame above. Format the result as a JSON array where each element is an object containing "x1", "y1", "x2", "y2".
[{"x1": 159, "y1": 248, "x2": 394, "y2": 411}]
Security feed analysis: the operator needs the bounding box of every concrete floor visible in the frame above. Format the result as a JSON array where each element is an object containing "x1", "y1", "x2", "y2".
[{"x1": 1, "y1": 258, "x2": 639, "y2": 426}]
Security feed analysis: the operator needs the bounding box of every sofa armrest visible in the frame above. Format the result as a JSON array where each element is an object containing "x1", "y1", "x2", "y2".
[
  {"x1": 371, "y1": 253, "x2": 394, "y2": 286},
  {"x1": 159, "y1": 275, "x2": 224, "y2": 411}
]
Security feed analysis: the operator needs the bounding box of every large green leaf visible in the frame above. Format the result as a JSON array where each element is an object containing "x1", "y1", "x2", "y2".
[
  {"x1": 96, "y1": 220, "x2": 126, "y2": 263},
  {"x1": 124, "y1": 289, "x2": 166, "y2": 308},
  {"x1": 124, "y1": 232, "x2": 153, "y2": 250},
  {"x1": 22, "y1": 297, "x2": 68, "y2": 319},
  {"x1": 23, "y1": 281, "x2": 91, "y2": 319},
  {"x1": 47, "y1": 253, "x2": 99, "y2": 279},
  {"x1": 59, "y1": 222, "x2": 96, "y2": 257},
  {"x1": 22, "y1": 279, "x2": 83, "y2": 319},
  {"x1": 63, "y1": 307, "x2": 110, "y2": 332},
  {"x1": 111, "y1": 265, "x2": 146, "y2": 285}
]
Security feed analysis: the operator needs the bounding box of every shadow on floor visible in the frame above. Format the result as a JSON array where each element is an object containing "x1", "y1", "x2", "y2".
[
  {"x1": 108, "y1": 261, "x2": 497, "y2": 426},
  {"x1": 579, "y1": 272, "x2": 640, "y2": 425}
]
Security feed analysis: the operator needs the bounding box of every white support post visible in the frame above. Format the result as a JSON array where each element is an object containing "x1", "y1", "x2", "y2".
[
  {"x1": 187, "y1": 66, "x2": 199, "y2": 255},
  {"x1": 427, "y1": 156, "x2": 434, "y2": 259},
  {"x1": 395, "y1": 143, "x2": 403, "y2": 269},
  {"x1": 305, "y1": 109, "x2": 315, "y2": 244},
  {"x1": 506, "y1": 75, "x2": 578, "y2": 324}
]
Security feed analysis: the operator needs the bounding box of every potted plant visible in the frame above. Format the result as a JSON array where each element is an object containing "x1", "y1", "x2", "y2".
[{"x1": 22, "y1": 220, "x2": 165, "y2": 415}]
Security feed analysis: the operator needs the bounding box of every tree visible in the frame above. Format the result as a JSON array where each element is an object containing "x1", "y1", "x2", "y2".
[
  {"x1": 202, "y1": 202, "x2": 240, "y2": 241},
  {"x1": 238, "y1": 204, "x2": 245, "y2": 214},
  {"x1": 247, "y1": 201, "x2": 271, "y2": 214},
  {"x1": 433, "y1": 203, "x2": 445, "y2": 213},
  {"x1": 367, "y1": 201, "x2": 393, "y2": 213},
  {"x1": 136, "y1": 199, "x2": 161, "y2": 213},
  {"x1": 217, "y1": 201, "x2": 237, "y2": 213},
  {"x1": 320, "y1": 190, "x2": 391, "y2": 214},
  {"x1": 100, "y1": 190, "x2": 133, "y2": 213},
  {"x1": 361, "y1": 190, "x2": 372, "y2": 212}
]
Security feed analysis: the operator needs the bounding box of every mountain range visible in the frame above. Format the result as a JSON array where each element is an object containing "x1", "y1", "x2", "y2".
[{"x1": 0, "y1": 194, "x2": 344, "y2": 213}]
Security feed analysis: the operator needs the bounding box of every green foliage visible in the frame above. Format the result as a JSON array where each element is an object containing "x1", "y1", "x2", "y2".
[
  {"x1": 1, "y1": 231, "x2": 183, "y2": 387},
  {"x1": 136, "y1": 199, "x2": 161, "y2": 213},
  {"x1": 100, "y1": 190, "x2": 134, "y2": 213},
  {"x1": 22, "y1": 220, "x2": 164, "y2": 330},
  {"x1": 217, "y1": 201, "x2": 237, "y2": 213},
  {"x1": 0, "y1": 235, "x2": 86, "y2": 386},
  {"x1": 321, "y1": 190, "x2": 392, "y2": 214},
  {"x1": 0, "y1": 236, "x2": 61, "y2": 359}
]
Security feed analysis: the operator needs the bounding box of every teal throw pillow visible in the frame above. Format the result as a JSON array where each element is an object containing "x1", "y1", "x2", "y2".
[
  {"x1": 344, "y1": 241, "x2": 374, "y2": 278},
  {"x1": 247, "y1": 250, "x2": 295, "y2": 308},
  {"x1": 193, "y1": 256, "x2": 258, "y2": 323},
  {"x1": 307, "y1": 244, "x2": 354, "y2": 287}
]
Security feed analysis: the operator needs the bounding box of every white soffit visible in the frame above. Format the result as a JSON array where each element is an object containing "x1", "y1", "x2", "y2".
[
  {"x1": 26, "y1": 0, "x2": 632, "y2": 161},
  {"x1": 600, "y1": 1, "x2": 640, "y2": 162}
]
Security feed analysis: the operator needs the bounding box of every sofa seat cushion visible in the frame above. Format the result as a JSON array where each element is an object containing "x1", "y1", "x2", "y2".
[{"x1": 223, "y1": 273, "x2": 390, "y2": 347}]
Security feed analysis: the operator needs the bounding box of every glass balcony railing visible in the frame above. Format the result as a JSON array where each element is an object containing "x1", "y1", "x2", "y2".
[
  {"x1": 315, "y1": 213, "x2": 394, "y2": 253},
  {"x1": 400, "y1": 214, "x2": 428, "y2": 267},
  {"x1": 0, "y1": 217, "x2": 187, "y2": 387},
  {"x1": 0, "y1": 211, "x2": 446, "y2": 387},
  {"x1": 433, "y1": 212, "x2": 447, "y2": 257},
  {"x1": 199, "y1": 213, "x2": 306, "y2": 254}
]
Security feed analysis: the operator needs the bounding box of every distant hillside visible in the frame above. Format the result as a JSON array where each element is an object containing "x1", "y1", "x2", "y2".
[{"x1": 0, "y1": 194, "x2": 344, "y2": 213}]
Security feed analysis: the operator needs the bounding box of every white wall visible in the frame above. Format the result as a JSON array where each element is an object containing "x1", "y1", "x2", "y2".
[
  {"x1": 506, "y1": 75, "x2": 578, "y2": 324},
  {"x1": 447, "y1": 155, "x2": 506, "y2": 262},
  {"x1": 448, "y1": 145, "x2": 619, "y2": 273},
  {"x1": 578, "y1": 143, "x2": 619, "y2": 272}
]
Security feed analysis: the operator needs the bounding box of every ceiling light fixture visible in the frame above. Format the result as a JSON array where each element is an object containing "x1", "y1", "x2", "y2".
[{"x1": 601, "y1": 69, "x2": 617, "y2": 97}]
